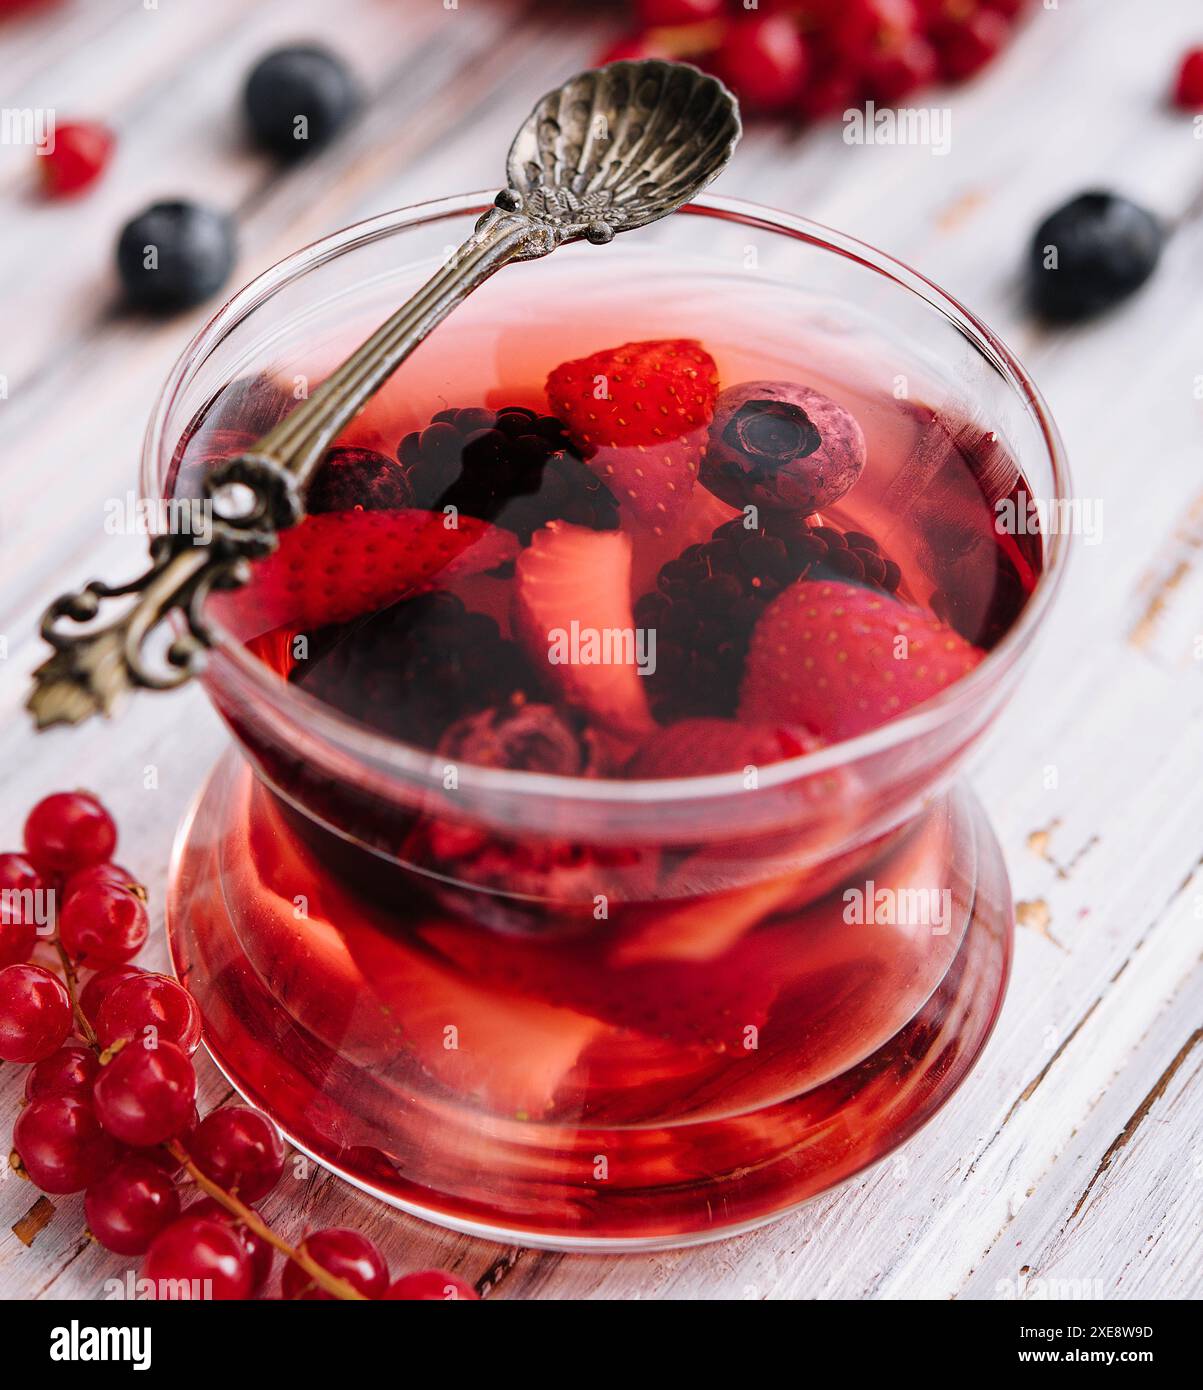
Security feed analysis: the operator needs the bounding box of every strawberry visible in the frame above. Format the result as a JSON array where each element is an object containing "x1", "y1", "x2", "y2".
[
  {"x1": 625, "y1": 718, "x2": 824, "y2": 779},
  {"x1": 739, "y1": 580, "x2": 985, "y2": 741},
  {"x1": 513, "y1": 521, "x2": 654, "y2": 742},
  {"x1": 545, "y1": 339, "x2": 718, "y2": 530},
  {"x1": 216, "y1": 508, "x2": 517, "y2": 638}
]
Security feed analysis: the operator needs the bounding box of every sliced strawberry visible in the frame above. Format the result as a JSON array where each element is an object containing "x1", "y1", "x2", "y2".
[
  {"x1": 739, "y1": 580, "x2": 985, "y2": 740},
  {"x1": 420, "y1": 918, "x2": 774, "y2": 1053},
  {"x1": 216, "y1": 509, "x2": 517, "y2": 638},
  {"x1": 513, "y1": 521, "x2": 654, "y2": 741},
  {"x1": 546, "y1": 339, "x2": 718, "y2": 531}
]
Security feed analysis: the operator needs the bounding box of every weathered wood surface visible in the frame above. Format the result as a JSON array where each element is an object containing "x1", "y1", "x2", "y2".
[{"x1": 1, "y1": 0, "x2": 1200, "y2": 1300}]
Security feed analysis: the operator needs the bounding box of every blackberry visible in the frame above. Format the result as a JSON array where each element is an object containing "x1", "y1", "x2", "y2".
[
  {"x1": 397, "y1": 406, "x2": 619, "y2": 541},
  {"x1": 293, "y1": 592, "x2": 534, "y2": 749},
  {"x1": 306, "y1": 447, "x2": 412, "y2": 514},
  {"x1": 635, "y1": 516, "x2": 901, "y2": 723}
]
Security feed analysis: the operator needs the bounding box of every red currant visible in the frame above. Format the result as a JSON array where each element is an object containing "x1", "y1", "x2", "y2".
[
  {"x1": 1174, "y1": 48, "x2": 1203, "y2": 109},
  {"x1": 281, "y1": 1228, "x2": 389, "y2": 1300},
  {"x1": 59, "y1": 882, "x2": 148, "y2": 967},
  {"x1": 863, "y1": 34, "x2": 938, "y2": 103},
  {"x1": 385, "y1": 1270, "x2": 479, "y2": 1301},
  {"x1": 13, "y1": 1095, "x2": 119, "y2": 1193},
  {"x1": 0, "y1": 853, "x2": 47, "y2": 967},
  {"x1": 96, "y1": 972, "x2": 201, "y2": 1056},
  {"x1": 93, "y1": 1039, "x2": 197, "y2": 1147},
  {"x1": 188, "y1": 1198, "x2": 274, "y2": 1293},
  {"x1": 635, "y1": 0, "x2": 724, "y2": 25},
  {"x1": 25, "y1": 1041, "x2": 100, "y2": 1101},
  {"x1": 23, "y1": 791, "x2": 117, "y2": 877},
  {"x1": 715, "y1": 15, "x2": 810, "y2": 114},
  {"x1": 189, "y1": 1106, "x2": 285, "y2": 1202},
  {"x1": 831, "y1": 0, "x2": 920, "y2": 61},
  {"x1": 143, "y1": 1215, "x2": 253, "y2": 1300},
  {"x1": 798, "y1": 64, "x2": 861, "y2": 121},
  {"x1": 0, "y1": 963, "x2": 72, "y2": 1063},
  {"x1": 38, "y1": 120, "x2": 114, "y2": 197},
  {"x1": 85, "y1": 1155, "x2": 181, "y2": 1256},
  {"x1": 63, "y1": 861, "x2": 139, "y2": 900},
  {"x1": 932, "y1": 9, "x2": 1011, "y2": 82},
  {"x1": 80, "y1": 963, "x2": 145, "y2": 1026}
]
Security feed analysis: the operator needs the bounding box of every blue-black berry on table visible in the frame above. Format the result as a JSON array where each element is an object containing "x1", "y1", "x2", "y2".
[
  {"x1": 1028, "y1": 191, "x2": 1163, "y2": 322},
  {"x1": 244, "y1": 45, "x2": 361, "y2": 159},
  {"x1": 116, "y1": 201, "x2": 236, "y2": 313}
]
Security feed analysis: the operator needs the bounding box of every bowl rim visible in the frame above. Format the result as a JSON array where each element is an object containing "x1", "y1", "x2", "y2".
[{"x1": 142, "y1": 189, "x2": 1072, "y2": 806}]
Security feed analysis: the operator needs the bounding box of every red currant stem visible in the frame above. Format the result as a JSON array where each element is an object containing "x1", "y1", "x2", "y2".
[
  {"x1": 165, "y1": 1141, "x2": 366, "y2": 1301},
  {"x1": 51, "y1": 938, "x2": 97, "y2": 1047}
]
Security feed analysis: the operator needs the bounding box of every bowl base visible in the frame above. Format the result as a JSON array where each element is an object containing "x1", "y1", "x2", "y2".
[{"x1": 167, "y1": 750, "x2": 1011, "y2": 1252}]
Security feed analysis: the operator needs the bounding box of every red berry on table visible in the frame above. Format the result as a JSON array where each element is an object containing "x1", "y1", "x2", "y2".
[
  {"x1": 188, "y1": 1198, "x2": 274, "y2": 1293},
  {"x1": 189, "y1": 1106, "x2": 285, "y2": 1203},
  {"x1": 63, "y1": 861, "x2": 140, "y2": 900},
  {"x1": 38, "y1": 120, "x2": 114, "y2": 197},
  {"x1": 545, "y1": 338, "x2": 717, "y2": 529},
  {"x1": 143, "y1": 1215, "x2": 254, "y2": 1300},
  {"x1": 25, "y1": 1041, "x2": 101, "y2": 1101},
  {"x1": 385, "y1": 1270, "x2": 480, "y2": 1301},
  {"x1": 739, "y1": 580, "x2": 985, "y2": 740},
  {"x1": 281, "y1": 1228, "x2": 389, "y2": 1300},
  {"x1": 92, "y1": 1039, "x2": 197, "y2": 1147},
  {"x1": 0, "y1": 852, "x2": 46, "y2": 967},
  {"x1": 96, "y1": 972, "x2": 201, "y2": 1055},
  {"x1": 58, "y1": 883, "x2": 148, "y2": 967},
  {"x1": 862, "y1": 34, "x2": 939, "y2": 104},
  {"x1": 0, "y1": 963, "x2": 72, "y2": 1063},
  {"x1": 1173, "y1": 48, "x2": 1203, "y2": 109},
  {"x1": 85, "y1": 1156, "x2": 181, "y2": 1256},
  {"x1": 23, "y1": 791, "x2": 116, "y2": 877},
  {"x1": 80, "y1": 962, "x2": 146, "y2": 1026},
  {"x1": 13, "y1": 1095, "x2": 119, "y2": 1193},
  {"x1": 798, "y1": 65, "x2": 861, "y2": 121},
  {"x1": 714, "y1": 15, "x2": 810, "y2": 115},
  {"x1": 931, "y1": 8, "x2": 1011, "y2": 82},
  {"x1": 635, "y1": 0, "x2": 724, "y2": 25}
]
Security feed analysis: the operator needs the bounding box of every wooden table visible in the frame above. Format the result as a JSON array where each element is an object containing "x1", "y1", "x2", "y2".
[{"x1": 2, "y1": 0, "x2": 1200, "y2": 1301}]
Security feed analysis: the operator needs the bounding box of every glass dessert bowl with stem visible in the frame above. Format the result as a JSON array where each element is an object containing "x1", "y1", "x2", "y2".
[{"x1": 148, "y1": 190, "x2": 1068, "y2": 1251}]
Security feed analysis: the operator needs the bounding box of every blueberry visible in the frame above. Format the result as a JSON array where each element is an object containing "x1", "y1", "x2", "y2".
[
  {"x1": 116, "y1": 201, "x2": 236, "y2": 313},
  {"x1": 244, "y1": 45, "x2": 361, "y2": 159},
  {"x1": 1028, "y1": 191, "x2": 1163, "y2": 322}
]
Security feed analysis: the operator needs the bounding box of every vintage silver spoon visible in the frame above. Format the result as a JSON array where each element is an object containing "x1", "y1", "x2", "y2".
[{"x1": 29, "y1": 60, "x2": 740, "y2": 728}]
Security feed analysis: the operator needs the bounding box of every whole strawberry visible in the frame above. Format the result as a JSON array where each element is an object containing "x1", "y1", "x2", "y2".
[
  {"x1": 702, "y1": 380, "x2": 866, "y2": 517},
  {"x1": 739, "y1": 580, "x2": 984, "y2": 741},
  {"x1": 546, "y1": 339, "x2": 718, "y2": 531}
]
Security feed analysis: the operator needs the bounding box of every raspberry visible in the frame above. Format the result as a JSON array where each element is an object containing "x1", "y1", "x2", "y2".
[
  {"x1": 438, "y1": 702, "x2": 603, "y2": 776},
  {"x1": 295, "y1": 592, "x2": 534, "y2": 749},
  {"x1": 306, "y1": 446, "x2": 412, "y2": 513},
  {"x1": 634, "y1": 516, "x2": 901, "y2": 722},
  {"x1": 397, "y1": 406, "x2": 619, "y2": 541}
]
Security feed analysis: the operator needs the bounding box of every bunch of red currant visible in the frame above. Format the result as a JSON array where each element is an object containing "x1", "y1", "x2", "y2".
[
  {"x1": 2, "y1": 790, "x2": 476, "y2": 1301},
  {"x1": 602, "y1": 0, "x2": 1031, "y2": 116}
]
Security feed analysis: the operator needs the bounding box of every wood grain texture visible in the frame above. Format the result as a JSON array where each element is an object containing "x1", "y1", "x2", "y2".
[{"x1": 1, "y1": 0, "x2": 1201, "y2": 1300}]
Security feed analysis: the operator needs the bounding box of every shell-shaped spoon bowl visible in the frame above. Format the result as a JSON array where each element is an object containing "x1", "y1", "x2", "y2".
[{"x1": 505, "y1": 60, "x2": 741, "y2": 245}]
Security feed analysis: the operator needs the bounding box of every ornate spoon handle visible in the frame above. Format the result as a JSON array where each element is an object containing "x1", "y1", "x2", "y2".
[
  {"x1": 27, "y1": 203, "x2": 546, "y2": 730},
  {"x1": 28, "y1": 59, "x2": 739, "y2": 730}
]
